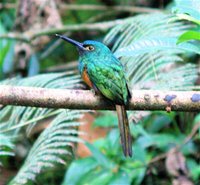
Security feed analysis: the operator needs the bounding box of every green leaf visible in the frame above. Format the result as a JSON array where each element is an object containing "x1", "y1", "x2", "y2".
[
  {"x1": 138, "y1": 133, "x2": 182, "y2": 150},
  {"x1": 93, "y1": 129, "x2": 121, "y2": 156},
  {"x1": 132, "y1": 143, "x2": 146, "y2": 163},
  {"x1": 177, "y1": 31, "x2": 200, "y2": 44},
  {"x1": 147, "y1": 114, "x2": 173, "y2": 133},
  {"x1": 94, "y1": 112, "x2": 117, "y2": 127},
  {"x1": 137, "y1": 135, "x2": 153, "y2": 149},
  {"x1": 130, "y1": 124, "x2": 149, "y2": 138},
  {"x1": 109, "y1": 171, "x2": 130, "y2": 185},
  {"x1": 194, "y1": 113, "x2": 200, "y2": 124},
  {"x1": 180, "y1": 141, "x2": 197, "y2": 155},
  {"x1": 0, "y1": 42, "x2": 10, "y2": 67},
  {"x1": 62, "y1": 157, "x2": 98, "y2": 185},
  {"x1": 129, "y1": 161, "x2": 146, "y2": 185},
  {"x1": 187, "y1": 158, "x2": 200, "y2": 181},
  {"x1": 79, "y1": 169, "x2": 113, "y2": 185},
  {"x1": 106, "y1": 129, "x2": 120, "y2": 154},
  {"x1": 85, "y1": 142, "x2": 115, "y2": 169},
  {"x1": 151, "y1": 134, "x2": 184, "y2": 149}
]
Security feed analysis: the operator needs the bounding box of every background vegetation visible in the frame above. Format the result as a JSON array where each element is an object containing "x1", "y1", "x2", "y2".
[{"x1": 0, "y1": 0, "x2": 199, "y2": 185}]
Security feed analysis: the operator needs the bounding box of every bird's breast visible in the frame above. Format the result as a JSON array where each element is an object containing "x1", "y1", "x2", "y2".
[{"x1": 82, "y1": 66, "x2": 93, "y2": 88}]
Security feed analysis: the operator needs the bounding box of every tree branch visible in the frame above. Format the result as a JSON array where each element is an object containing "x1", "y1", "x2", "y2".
[
  {"x1": 59, "y1": 4, "x2": 160, "y2": 13},
  {"x1": 0, "y1": 85, "x2": 199, "y2": 111},
  {"x1": 0, "y1": 3, "x2": 160, "y2": 14},
  {"x1": 0, "y1": 19, "x2": 124, "y2": 42}
]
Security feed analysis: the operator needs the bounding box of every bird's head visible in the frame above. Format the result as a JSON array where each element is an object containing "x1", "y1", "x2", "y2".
[{"x1": 56, "y1": 34, "x2": 112, "y2": 59}]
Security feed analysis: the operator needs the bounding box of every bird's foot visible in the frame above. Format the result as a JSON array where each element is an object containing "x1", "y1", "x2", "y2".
[
  {"x1": 91, "y1": 88, "x2": 100, "y2": 96},
  {"x1": 91, "y1": 85, "x2": 100, "y2": 96}
]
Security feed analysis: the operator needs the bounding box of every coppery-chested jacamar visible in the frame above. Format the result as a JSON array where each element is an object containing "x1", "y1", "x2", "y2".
[{"x1": 56, "y1": 34, "x2": 132, "y2": 157}]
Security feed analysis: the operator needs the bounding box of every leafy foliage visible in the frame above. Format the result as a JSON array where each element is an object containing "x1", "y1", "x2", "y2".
[
  {"x1": 64, "y1": 112, "x2": 199, "y2": 185},
  {"x1": 9, "y1": 110, "x2": 84, "y2": 185},
  {"x1": 173, "y1": 0, "x2": 200, "y2": 45}
]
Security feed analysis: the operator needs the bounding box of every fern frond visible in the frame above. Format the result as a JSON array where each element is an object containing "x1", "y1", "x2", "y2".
[
  {"x1": 104, "y1": 13, "x2": 190, "y2": 51},
  {"x1": 9, "y1": 110, "x2": 84, "y2": 185},
  {"x1": 0, "y1": 71, "x2": 86, "y2": 183},
  {"x1": 0, "y1": 72, "x2": 82, "y2": 134},
  {"x1": 104, "y1": 13, "x2": 199, "y2": 91}
]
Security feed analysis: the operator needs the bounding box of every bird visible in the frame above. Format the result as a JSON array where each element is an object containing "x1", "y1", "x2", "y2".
[{"x1": 56, "y1": 34, "x2": 132, "y2": 157}]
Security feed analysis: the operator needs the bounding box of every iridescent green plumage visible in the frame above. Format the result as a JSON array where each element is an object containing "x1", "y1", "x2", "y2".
[{"x1": 56, "y1": 34, "x2": 132, "y2": 157}]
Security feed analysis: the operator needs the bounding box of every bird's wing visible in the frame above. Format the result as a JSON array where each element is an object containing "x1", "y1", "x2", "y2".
[{"x1": 87, "y1": 60, "x2": 129, "y2": 105}]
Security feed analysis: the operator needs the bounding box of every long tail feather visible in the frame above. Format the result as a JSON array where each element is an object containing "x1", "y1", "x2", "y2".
[{"x1": 116, "y1": 105, "x2": 132, "y2": 157}]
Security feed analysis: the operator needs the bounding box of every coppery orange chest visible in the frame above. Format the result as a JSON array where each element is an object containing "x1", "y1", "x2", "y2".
[{"x1": 82, "y1": 67, "x2": 93, "y2": 88}]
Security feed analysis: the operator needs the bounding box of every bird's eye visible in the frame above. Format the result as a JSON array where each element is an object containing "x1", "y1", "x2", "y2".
[{"x1": 85, "y1": 45, "x2": 95, "y2": 51}]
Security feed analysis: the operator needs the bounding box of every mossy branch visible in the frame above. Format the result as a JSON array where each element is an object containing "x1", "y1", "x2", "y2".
[{"x1": 0, "y1": 85, "x2": 199, "y2": 111}]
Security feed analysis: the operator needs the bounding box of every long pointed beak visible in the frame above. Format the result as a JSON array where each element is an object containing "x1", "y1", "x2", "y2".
[{"x1": 55, "y1": 34, "x2": 85, "y2": 50}]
